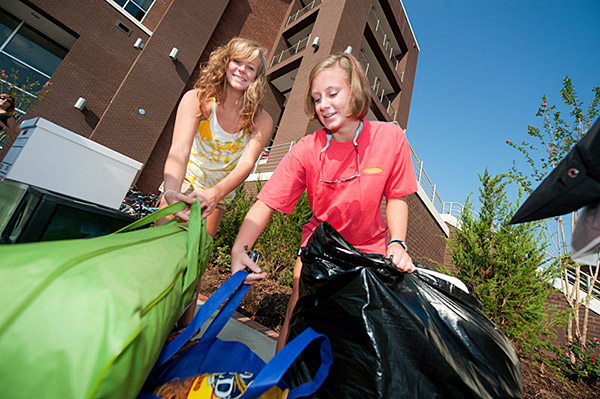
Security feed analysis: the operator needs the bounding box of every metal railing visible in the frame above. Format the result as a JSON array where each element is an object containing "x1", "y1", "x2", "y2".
[
  {"x1": 286, "y1": 0, "x2": 323, "y2": 26},
  {"x1": 250, "y1": 138, "x2": 462, "y2": 218},
  {"x1": 357, "y1": 54, "x2": 395, "y2": 119},
  {"x1": 270, "y1": 35, "x2": 311, "y2": 68},
  {"x1": 565, "y1": 268, "x2": 600, "y2": 299},
  {"x1": 410, "y1": 145, "x2": 444, "y2": 213},
  {"x1": 250, "y1": 141, "x2": 296, "y2": 175},
  {"x1": 368, "y1": 6, "x2": 402, "y2": 73},
  {"x1": 442, "y1": 202, "x2": 465, "y2": 220}
]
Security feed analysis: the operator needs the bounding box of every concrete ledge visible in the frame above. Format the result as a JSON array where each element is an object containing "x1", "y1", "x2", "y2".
[{"x1": 416, "y1": 182, "x2": 450, "y2": 237}]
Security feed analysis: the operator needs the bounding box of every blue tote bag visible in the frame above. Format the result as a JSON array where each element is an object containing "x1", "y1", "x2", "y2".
[{"x1": 139, "y1": 270, "x2": 332, "y2": 399}]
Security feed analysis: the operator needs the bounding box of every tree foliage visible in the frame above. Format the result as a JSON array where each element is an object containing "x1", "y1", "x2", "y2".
[
  {"x1": 1, "y1": 68, "x2": 52, "y2": 148},
  {"x1": 443, "y1": 170, "x2": 561, "y2": 352},
  {"x1": 506, "y1": 77, "x2": 600, "y2": 343},
  {"x1": 0, "y1": 68, "x2": 52, "y2": 120}
]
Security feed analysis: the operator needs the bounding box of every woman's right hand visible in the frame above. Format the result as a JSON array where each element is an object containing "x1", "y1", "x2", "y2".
[
  {"x1": 231, "y1": 247, "x2": 267, "y2": 284},
  {"x1": 188, "y1": 187, "x2": 221, "y2": 219}
]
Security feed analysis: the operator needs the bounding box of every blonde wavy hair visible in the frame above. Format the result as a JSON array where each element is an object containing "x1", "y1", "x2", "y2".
[
  {"x1": 194, "y1": 37, "x2": 267, "y2": 132},
  {"x1": 304, "y1": 53, "x2": 371, "y2": 121}
]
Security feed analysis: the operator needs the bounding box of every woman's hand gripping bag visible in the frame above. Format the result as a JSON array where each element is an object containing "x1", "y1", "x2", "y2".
[
  {"x1": 139, "y1": 271, "x2": 332, "y2": 399},
  {"x1": 0, "y1": 201, "x2": 212, "y2": 399},
  {"x1": 285, "y1": 222, "x2": 523, "y2": 399}
]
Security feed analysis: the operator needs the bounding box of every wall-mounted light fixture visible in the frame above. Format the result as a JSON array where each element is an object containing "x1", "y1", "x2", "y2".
[
  {"x1": 344, "y1": 46, "x2": 353, "y2": 54},
  {"x1": 311, "y1": 37, "x2": 320, "y2": 50},
  {"x1": 74, "y1": 97, "x2": 87, "y2": 111},
  {"x1": 133, "y1": 38, "x2": 144, "y2": 49},
  {"x1": 169, "y1": 47, "x2": 179, "y2": 61}
]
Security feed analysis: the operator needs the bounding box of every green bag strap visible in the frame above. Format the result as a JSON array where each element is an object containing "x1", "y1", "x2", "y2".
[
  {"x1": 113, "y1": 201, "x2": 188, "y2": 234},
  {"x1": 184, "y1": 201, "x2": 204, "y2": 292},
  {"x1": 113, "y1": 200, "x2": 206, "y2": 293}
]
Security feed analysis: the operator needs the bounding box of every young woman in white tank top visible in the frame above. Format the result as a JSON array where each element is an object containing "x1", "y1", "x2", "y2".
[{"x1": 159, "y1": 37, "x2": 273, "y2": 325}]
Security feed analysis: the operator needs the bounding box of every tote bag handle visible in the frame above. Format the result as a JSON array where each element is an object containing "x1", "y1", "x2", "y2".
[
  {"x1": 139, "y1": 327, "x2": 332, "y2": 399},
  {"x1": 152, "y1": 270, "x2": 249, "y2": 369},
  {"x1": 241, "y1": 327, "x2": 332, "y2": 399},
  {"x1": 145, "y1": 270, "x2": 332, "y2": 399}
]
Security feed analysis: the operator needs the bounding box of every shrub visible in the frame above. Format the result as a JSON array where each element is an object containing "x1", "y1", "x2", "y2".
[
  {"x1": 441, "y1": 170, "x2": 562, "y2": 353},
  {"x1": 556, "y1": 337, "x2": 600, "y2": 384},
  {"x1": 210, "y1": 182, "x2": 312, "y2": 287}
]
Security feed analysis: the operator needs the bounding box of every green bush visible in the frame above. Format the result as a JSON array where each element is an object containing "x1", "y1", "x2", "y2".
[
  {"x1": 212, "y1": 184, "x2": 255, "y2": 251},
  {"x1": 211, "y1": 182, "x2": 312, "y2": 287},
  {"x1": 440, "y1": 170, "x2": 562, "y2": 353},
  {"x1": 556, "y1": 337, "x2": 600, "y2": 384}
]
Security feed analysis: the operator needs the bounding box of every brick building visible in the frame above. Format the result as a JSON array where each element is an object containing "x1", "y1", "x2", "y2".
[{"x1": 1, "y1": 0, "x2": 447, "y2": 266}]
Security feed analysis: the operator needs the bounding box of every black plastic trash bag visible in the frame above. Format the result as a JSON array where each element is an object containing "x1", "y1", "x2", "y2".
[{"x1": 286, "y1": 222, "x2": 522, "y2": 399}]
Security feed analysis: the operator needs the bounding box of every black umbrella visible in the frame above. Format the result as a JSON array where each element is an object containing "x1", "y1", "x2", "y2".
[{"x1": 509, "y1": 116, "x2": 600, "y2": 224}]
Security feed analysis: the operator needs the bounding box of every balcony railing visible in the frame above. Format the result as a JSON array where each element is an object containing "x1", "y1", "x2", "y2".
[
  {"x1": 250, "y1": 141, "x2": 296, "y2": 175},
  {"x1": 368, "y1": 73, "x2": 395, "y2": 118},
  {"x1": 565, "y1": 268, "x2": 600, "y2": 299},
  {"x1": 286, "y1": 0, "x2": 323, "y2": 26},
  {"x1": 410, "y1": 145, "x2": 444, "y2": 213},
  {"x1": 368, "y1": 5, "x2": 402, "y2": 73},
  {"x1": 357, "y1": 55, "x2": 396, "y2": 119},
  {"x1": 442, "y1": 202, "x2": 465, "y2": 220},
  {"x1": 270, "y1": 35, "x2": 311, "y2": 68}
]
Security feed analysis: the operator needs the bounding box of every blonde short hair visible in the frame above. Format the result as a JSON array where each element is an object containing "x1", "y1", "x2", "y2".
[
  {"x1": 304, "y1": 53, "x2": 371, "y2": 121},
  {"x1": 194, "y1": 37, "x2": 268, "y2": 131}
]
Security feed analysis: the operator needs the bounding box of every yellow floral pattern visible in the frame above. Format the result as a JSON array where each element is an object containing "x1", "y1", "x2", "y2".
[{"x1": 186, "y1": 99, "x2": 250, "y2": 205}]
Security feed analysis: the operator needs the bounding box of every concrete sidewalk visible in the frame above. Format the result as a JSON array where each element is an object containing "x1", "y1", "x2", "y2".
[{"x1": 195, "y1": 295, "x2": 278, "y2": 362}]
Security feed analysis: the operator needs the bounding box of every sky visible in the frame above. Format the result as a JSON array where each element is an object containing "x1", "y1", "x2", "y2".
[{"x1": 400, "y1": 0, "x2": 600, "y2": 210}]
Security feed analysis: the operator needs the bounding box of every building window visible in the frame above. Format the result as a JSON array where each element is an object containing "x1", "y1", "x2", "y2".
[
  {"x1": 0, "y1": 7, "x2": 70, "y2": 115},
  {"x1": 112, "y1": 0, "x2": 155, "y2": 22}
]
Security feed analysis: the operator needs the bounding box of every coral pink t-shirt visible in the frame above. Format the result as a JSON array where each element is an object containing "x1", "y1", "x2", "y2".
[{"x1": 257, "y1": 120, "x2": 417, "y2": 254}]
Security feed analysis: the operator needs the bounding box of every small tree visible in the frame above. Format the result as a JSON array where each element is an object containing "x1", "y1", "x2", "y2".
[
  {"x1": 0, "y1": 68, "x2": 52, "y2": 121},
  {"x1": 506, "y1": 77, "x2": 600, "y2": 343},
  {"x1": 442, "y1": 170, "x2": 560, "y2": 352}
]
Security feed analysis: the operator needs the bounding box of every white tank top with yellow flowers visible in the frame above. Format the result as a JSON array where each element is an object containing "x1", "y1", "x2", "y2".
[{"x1": 185, "y1": 98, "x2": 250, "y2": 205}]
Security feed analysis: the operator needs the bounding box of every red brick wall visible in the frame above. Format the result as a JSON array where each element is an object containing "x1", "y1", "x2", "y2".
[
  {"x1": 142, "y1": 0, "x2": 173, "y2": 32},
  {"x1": 89, "y1": 0, "x2": 230, "y2": 164},
  {"x1": 384, "y1": 0, "x2": 418, "y2": 128},
  {"x1": 2, "y1": 0, "x2": 291, "y2": 187},
  {"x1": 405, "y1": 193, "x2": 448, "y2": 268}
]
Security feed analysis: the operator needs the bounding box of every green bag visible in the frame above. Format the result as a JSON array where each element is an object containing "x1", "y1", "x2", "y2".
[{"x1": 0, "y1": 201, "x2": 212, "y2": 399}]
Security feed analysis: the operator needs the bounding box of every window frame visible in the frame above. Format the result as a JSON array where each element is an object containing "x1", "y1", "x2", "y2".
[
  {"x1": 105, "y1": 0, "x2": 155, "y2": 35},
  {"x1": 0, "y1": 5, "x2": 74, "y2": 117}
]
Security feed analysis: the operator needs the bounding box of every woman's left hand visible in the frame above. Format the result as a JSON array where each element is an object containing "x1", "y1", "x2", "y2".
[{"x1": 387, "y1": 243, "x2": 415, "y2": 273}]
